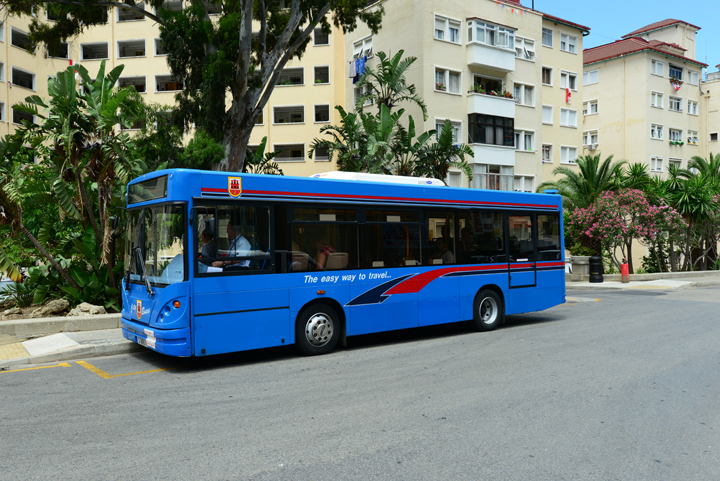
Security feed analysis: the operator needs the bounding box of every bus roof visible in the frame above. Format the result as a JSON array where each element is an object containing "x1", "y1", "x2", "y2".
[{"x1": 127, "y1": 169, "x2": 562, "y2": 211}]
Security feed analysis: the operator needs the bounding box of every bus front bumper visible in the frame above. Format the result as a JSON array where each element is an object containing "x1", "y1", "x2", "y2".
[{"x1": 122, "y1": 318, "x2": 192, "y2": 357}]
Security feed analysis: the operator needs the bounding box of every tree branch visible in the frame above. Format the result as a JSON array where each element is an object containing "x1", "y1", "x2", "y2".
[{"x1": 0, "y1": 0, "x2": 166, "y2": 25}]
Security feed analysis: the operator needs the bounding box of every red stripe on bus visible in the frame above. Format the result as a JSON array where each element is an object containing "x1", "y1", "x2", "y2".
[
  {"x1": 536, "y1": 261, "x2": 565, "y2": 267},
  {"x1": 384, "y1": 265, "x2": 505, "y2": 295},
  {"x1": 510, "y1": 263, "x2": 535, "y2": 269}
]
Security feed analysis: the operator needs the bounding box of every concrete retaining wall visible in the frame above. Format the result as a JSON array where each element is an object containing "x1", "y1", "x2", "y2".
[
  {"x1": 566, "y1": 270, "x2": 720, "y2": 283},
  {"x1": 0, "y1": 314, "x2": 121, "y2": 338}
]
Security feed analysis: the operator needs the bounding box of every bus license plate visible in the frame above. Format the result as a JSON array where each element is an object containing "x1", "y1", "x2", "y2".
[{"x1": 137, "y1": 336, "x2": 147, "y2": 347}]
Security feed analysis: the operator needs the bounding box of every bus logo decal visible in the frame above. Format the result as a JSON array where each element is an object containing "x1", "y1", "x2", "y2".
[
  {"x1": 228, "y1": 177, "x2": 242, "y2": 197},
  {"x1": 136, "y1": 300, "x2": 142, "y2": 320},
  {"x1": 346, "y1": 275, "x2": 414, "y2": 306}
]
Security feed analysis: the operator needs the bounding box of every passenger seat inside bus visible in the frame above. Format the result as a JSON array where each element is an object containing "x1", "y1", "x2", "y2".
[
  {"x1": 291, "y1": 252, "x2": 310, "y2": 271},
  {"x1": 325, "y1": 252, "x2": 348, "y2": 270}
]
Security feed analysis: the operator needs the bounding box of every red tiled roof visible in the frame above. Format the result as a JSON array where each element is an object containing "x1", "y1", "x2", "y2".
[
  {"x1": 648, "y1": 39, "x2": 687, "y2": 51},
  {"x1": 583, "y1": 37, "x2": 707, "y2": 67},
  {"x1": 541, "y1": 13, "x2": 590, "y2": 33},
  {"x1": 622, "y1": 19, "x2": 701, "y2": 38}
]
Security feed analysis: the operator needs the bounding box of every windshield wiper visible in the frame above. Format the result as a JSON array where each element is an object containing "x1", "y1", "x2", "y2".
[{"x1": 134, "y1": 247, "x2": 154, "y2": 297}]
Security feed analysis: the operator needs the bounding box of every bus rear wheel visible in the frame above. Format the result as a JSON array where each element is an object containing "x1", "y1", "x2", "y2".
[
  {"x1": 296, "y1": 304, "x2": 340, "y2": 356},
  {"x1": 472, "y1": 289, "x2": 504, "y2": 332}
]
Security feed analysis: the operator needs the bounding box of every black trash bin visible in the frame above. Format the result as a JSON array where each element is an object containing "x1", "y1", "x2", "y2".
[{"x1": 589, "y1": 256, "x2": 603, "y2": 283}]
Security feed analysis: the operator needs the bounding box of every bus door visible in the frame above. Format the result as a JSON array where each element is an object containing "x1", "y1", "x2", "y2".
[{"x1": 506, "y1": 214, "x2": 537, "y2": 314}]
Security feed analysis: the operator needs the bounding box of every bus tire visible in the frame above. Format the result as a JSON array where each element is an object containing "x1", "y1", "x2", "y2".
[
  {"x1": 296, "y1": 304, "x2": 340, "y2": 356},
  {"x1": 472, "y1": 289, "x2": 504, "y2": 332}
]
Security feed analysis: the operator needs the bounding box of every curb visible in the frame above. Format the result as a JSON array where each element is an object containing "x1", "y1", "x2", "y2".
[
  {"x1": 0, "y1": 314, "x2": 121, "y2": 338},
  {"x1": 566, "y1": 281, "x2": 699, "y2": 291},
  {"x1": 0, "y1": 338, "x2": 143, "y2": 370}
]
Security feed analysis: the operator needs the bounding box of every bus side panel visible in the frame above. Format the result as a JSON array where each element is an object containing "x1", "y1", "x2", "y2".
[
  {"x1": 288, "y1": 284, "x2": 352, "y2": 344},
  {"x1": 459, "y1": 272, "x2": 509, "y2": 321},
  {"x1": 347, "y1": 279, "x2": 419, "y2": 336},
  {"x1": 506, "y1": 287, "x2": 538, "y2": 315},
  {"x1": 193, "y1": 286, "x2": 290, "y2": 356},
  {"x1": 419, "y1": 276, "x2": 459, "y2": 327},
  {"x1": 535, "y1": 268, "x2": 565, "y2": 311}
]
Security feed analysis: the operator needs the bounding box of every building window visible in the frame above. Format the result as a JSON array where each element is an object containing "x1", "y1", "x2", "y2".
[
  {"x1": 434, "y1": 15, "x2": 461, "y2": 44},
  {"x1": 117, "y1": 2, "x2": 145, "y2": 21},
  {"x1": 473, "y1": 164, "x2": 514, "y2": 191},
  {"x1": 583, "y1": 69, "x2": 599, "y2": 85},
  {"x1": 468, "y1": 114, "x2": 514, "y2": 146},
  {"x1": 446, "y1": 171, "x2": 462, "y2": 187},
  {"x1": 314, "y1": 66, "x2": 329, "y2": 84},
  {"x1": 542, "y1": 67, "x2": 552, "y2": 86},
  {"x1": 669, "y1": 64, "x2": 683, "y2": 81},
  {"x1": 155, "y1": 75, "x2": 183, "y2": 92},
  {"x1": 651, "y1": 59, "x2": 664, "y2": 76},
  {"x1": 542, "y1": 27, "x2": 553, "y2": 47},
  {"x1": 154, "y1": 1, "x2": 183, "y2": 15},
  {"x1": 11, "y1": 27, "x2": 33, "y2": 52},
  {"x1": 560, "y1": 33, "x2": 577, "y2": 53},
  {"x1": 0, "y1": 22, "x2": 4, "y2": 42},
  {"x1": 669, "y1": 129, "x2": 682, "y2": 142},
  {"x1": 313, "y1": 145, "x2": 330, "y2": 162},
  {"x1": 473, "y1": 74, "x2": 503, "y2": 94},
  {"x1": 467, "y1": 20, "x2": 515, "y2": 50},
  {"x1": 560, "y1": 108, "x2": 577, "y2": 128},
  {"x1": 514, "y1": 130, "x2": 535, "y2": 151},
  {"x1": 542, "y1": 105, "x2": 553, "y2": 124},
  {"x1": 583, "y1": 130, "x2": 599, "y2": 147},
  {"x1": 651, "y1": 91, "x2": 663, "y2": 108},
  {"x1": 434, "y1": 119, "x2": 461, "y2": 143},
  {"x1": 513, "y1": 83, "x2": 534, "y2": 106},
  {"x1": 273, "y1": 105, "x2": 304, "y2": 124},
  {"x1": 514, "y1": 176, "x2": 534, "y2": 193},
  {"x1": 354, "y1": 84, "x2": 371, "y2": 107},
  {"x1": 560, "y1": 71, "x2": 577, "y2": 90},
  {"x1": 353, "y1": 36, "x2": 372, "y2": 59},
  {"x1": 688, "y1": 71, "x2": 699, "y2": 85},
  {"x1": 669, "y1": 158, "x2": 682, "y2": 170},
  {"x1": 435, "y1": 68, "x2": 461, "y2": 94},
  {"x1": 651, "y1": 124, "x2": 664, "y2": 140},
  {"x1": 515, "y1": 37, "x2": 535, "y2": 61},
  {"x1": 669, "y1": 96, "x2": 682, "y2": 112},
  {"x1": 314, "y1": 104, "x2": 330, "y2": 123},
  {"x1": 542, "y1": 144, "x2": 553, "y2": 163},
  {"x1": 313, "y1": 28, "x2": 329, "y2": 46},
  {"x1": 711, "y1": 133, "x2": 719, "y2": 142},
  {"x1": 48, "y1": 42, "x2": 69, "y2": 59},
  {"x1": 0, "y1": 102, "x2": 4, "y2": 122},
  {"x1": 0, "y1": 63, "x2": 4, "y2": 82},
  {"x1": 688, "y1": 100, "x2": 698, "y2": 115},
  {"x1": 688, "y1": 130, "x2": 698, "y2": 145},
  {"x1": 12, "y1": 108, "x2": 34, "y2": 125},
  {"x1": 203, "y1": 1, "x2": 222, "y2": 15},
  {"x1": 278, "y1": 67, "x2": 304, "y2": 86},
  {"x1": 11, "y1": 67, "x2": 35, "y2": 90},
  {"x1": 154, "y1": 38, "x2": 166, "y2": 56},
  {"x1": 81, "y1": 42, "x2": 109, "y2": 60},
  {"x1": 650, "y1": 156, "x2": 663, "y2": 172},
  {"x1": 117, "y1": 39, "x2": 146, "y2": 58},
  {"x1": 119, "y1": 76, "x2": 146, "y2": 93},
  {"x1": 120, "y1": 120, "x2": 145, "y2": 131},
  {"x1": 273, "y1": 144, "x2": 305, "y2": 162},
  {"x1": 583, "y1": 100, "x2": 598, "y2": 115},
  {"x1": 560, "y1": 146, "x2": 578, "y2": 164}
]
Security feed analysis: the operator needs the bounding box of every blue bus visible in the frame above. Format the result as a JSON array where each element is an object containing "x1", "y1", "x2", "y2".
[{"x1": 121, "y1": 169, "x2": 565, "y2": 357}]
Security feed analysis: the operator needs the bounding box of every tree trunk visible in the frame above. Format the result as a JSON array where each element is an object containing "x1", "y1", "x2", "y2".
[
  {"x1": 626, "y1": 240, "x2": 634, "y2": 274},
  {"x1": 75, "y1": 164, "x2": 102, "y2": 243},
  {"x1": 216, "y1": 109, "x2": 254, "y2": 172},
  {"x1": 19, "y1": 222, "x2": 79, "y2": 290},
  {"x1": 669, "y1": 239, "x2": 678, "y2": 272}
]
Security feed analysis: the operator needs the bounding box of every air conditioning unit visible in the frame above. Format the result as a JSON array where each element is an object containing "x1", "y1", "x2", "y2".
[{"x1": 588, "y1": 143, "x2": 597, "y2": 151}]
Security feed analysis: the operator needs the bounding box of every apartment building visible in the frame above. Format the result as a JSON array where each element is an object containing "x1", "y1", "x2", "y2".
[
  {"x1": 703, "y1": 66, "x2": 720, "y2": 156},
  {"x1": 582, "y1": 19, "x2": 707, "y2": 176},
  {"x1": 343, "y1": 0, "x2": 588, "y2": 191}
]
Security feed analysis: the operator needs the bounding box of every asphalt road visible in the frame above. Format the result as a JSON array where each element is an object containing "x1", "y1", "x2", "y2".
[{"x1": 2, "y1": 287, "x2": 720, "y2": 480}]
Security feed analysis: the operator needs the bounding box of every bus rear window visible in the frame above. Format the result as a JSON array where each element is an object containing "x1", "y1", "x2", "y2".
[{"x1": 129, "y1": 175, "x2": 168, "y2": 204}]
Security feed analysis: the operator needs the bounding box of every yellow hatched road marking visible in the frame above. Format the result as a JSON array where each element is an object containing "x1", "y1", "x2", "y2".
[
  {"x1": 76, "y1": 360, "x2": 178, "y2": 379},
  {"x1": 0, "y1": 362, "x2": 71, "y2": 374}
]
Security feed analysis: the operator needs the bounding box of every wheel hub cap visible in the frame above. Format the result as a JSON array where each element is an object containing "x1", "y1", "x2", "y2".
[
  {"x1": 305, "y1": 313, "x2": 333, "y2": 347},
  {"x1": 480, "y1": 297, "x2": 498, "y2": 325}
]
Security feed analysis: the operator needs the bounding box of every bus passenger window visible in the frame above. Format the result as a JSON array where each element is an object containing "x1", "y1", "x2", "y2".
[
  {"x1": 537, "y1": 214, "x2": 561, "y2": 261},
  {"x1": 457, "y1": 212, "x2": 504, "y2": 264},
  {"x1": 425, "y1": 211, "x2": 456, "y2": 265},
  {"x1": 508, "y1": 215, "x2": 534, "y2": 262},
  {"x1": 289, "y1": 207, "x2": 359, "y2": 271},
  {"x1": 364, "y1": 210, "x2": 421, "y2": 268}
]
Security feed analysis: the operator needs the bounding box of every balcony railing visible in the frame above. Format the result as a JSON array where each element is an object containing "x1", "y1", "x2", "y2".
[{"x1": 467, "y1": 42, "x2": 515, "y2": 72}]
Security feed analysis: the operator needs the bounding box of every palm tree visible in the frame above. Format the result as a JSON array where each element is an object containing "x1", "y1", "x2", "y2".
[
  {"x1": 688, "y1": 152, "x2": 720, "y2": 185},
  {"x1": 244, "y1": 137, "x2": 284, "y2": 175},
  {"x1": 355, "y1": 50, "x2": 428, "y2": 120},
  {"x1": 537, "y1": 154, "x2": 626, "y2": 209}
]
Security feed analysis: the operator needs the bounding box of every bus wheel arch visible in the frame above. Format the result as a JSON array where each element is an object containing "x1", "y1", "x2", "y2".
[
  {"x1": 294, "y1": 299, "x2": 345, "y2": 356},
  {"x1": 471, "y1": 285, "x2": 505, "y2": 332}
]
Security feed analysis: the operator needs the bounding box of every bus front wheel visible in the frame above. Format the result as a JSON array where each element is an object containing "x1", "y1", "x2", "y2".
[
  {"x1": 472, "y1": 289, "x2": 504, "y2": 331},
  {"x1": 296, "y1": 304, "x2": 340, "y2": 356}
]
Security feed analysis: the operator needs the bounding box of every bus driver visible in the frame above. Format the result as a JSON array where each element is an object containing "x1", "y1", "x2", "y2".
[{"x1": 212, "y1": 218, "x2": 251, "y2": 270}]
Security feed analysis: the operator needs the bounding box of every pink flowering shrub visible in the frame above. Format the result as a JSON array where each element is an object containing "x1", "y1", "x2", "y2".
[{"x1": 566, "y1": 189, "x2": 687, "y2": 272}]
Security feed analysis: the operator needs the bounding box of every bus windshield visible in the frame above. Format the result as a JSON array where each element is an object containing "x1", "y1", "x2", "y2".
[{"x1": 125, "y1": 203, "x2": 186, "y2": 287}]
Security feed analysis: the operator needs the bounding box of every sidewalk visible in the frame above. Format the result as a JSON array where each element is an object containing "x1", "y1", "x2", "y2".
[{"x1": 566, "y1": 275, "x2": 720, "y2": 291}]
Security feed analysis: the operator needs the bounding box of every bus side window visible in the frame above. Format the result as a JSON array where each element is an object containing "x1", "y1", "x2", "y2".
[
  {"x1": 537, "y1": 214, "x2": 561, "y2": 261},
  {"x1": 458, "y1": 211, "x2": 504, "y2": 264},
  {"x1": 364, "y1": 210, "x2": 421, "y2": 268},
  {"x1": 508, "y1": 215, "x2": 535, "y2": 262},
  {"x1": 290, "y1": 206, "x2": 359, "y2": 271},
  {"x1": 424, "y1": 210, "x2": 456, "y2": 265}
]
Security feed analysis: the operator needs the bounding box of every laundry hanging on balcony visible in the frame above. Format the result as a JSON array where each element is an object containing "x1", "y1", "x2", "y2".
[{"x1": 349, "y1": 56, "x2": 367, "y2": 84}]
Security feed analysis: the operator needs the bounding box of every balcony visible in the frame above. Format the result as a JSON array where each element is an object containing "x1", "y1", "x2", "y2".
[
  {"x1": 469, "y1": 144, "x2": 515, "y2": 167},
  {"x1": 467, "y1": 93, "x2": 515, "y2": 118},
  {"x1": 467, "y1": 42, "x2": 515, "y2": 72}
]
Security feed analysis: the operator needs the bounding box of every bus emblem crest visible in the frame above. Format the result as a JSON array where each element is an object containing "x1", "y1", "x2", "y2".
[
  {"x1": 228, "y1": 177, "x2": 242, "y2": 197},
  {"x1": 137, "y1": 300, "x2": 142, "y2": 320}
]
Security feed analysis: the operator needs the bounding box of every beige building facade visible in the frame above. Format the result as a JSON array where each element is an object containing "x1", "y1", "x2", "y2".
[
  {"x1": 342, "y1": 0, "x2": 588, "y2": 191},
  {"x1": 582, "y1": 20, "x2": 708, "y2": 175}
]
